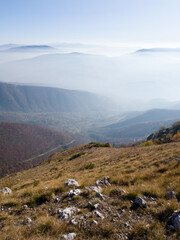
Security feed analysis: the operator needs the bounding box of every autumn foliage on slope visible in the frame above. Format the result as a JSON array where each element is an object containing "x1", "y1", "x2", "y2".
[
  {"x1": 0, "y1": 122, "x2": 72, "y2": 176},
  {"x1": 147, "y1": 121, "x2": 180, "y2": 143}
]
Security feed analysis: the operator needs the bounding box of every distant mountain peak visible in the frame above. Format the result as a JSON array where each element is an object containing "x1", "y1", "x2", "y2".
[
  {"x1": 8, "y1": 45, "x2": 55, "y2": 52},
  {"x1": 135, "y1": 48, "x2": 180, "y2": 54}
]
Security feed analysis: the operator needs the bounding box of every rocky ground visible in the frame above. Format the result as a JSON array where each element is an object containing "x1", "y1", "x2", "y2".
[{"x1": 0, "y1": 142, "x2": 180, "y2": 239}]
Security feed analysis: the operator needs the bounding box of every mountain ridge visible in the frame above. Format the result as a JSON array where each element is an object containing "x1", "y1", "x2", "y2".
[{"x1": 0, "y1": 82, "x2": 109, "y2": 113}]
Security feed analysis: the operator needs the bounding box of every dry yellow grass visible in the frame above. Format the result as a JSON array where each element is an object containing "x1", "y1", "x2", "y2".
[{"x1": 0, "y1": 142, "x2": 179, "y2": 239}]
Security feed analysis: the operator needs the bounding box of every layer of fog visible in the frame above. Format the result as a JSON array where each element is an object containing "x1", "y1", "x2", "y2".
[{"x1": 0, "y1": 43, "x2": 180, "y2": 111}]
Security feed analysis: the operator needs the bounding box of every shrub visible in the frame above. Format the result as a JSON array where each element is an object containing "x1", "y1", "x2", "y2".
[
  {"x1": 88, "y1": 142, "x2": 111, "y2": 148},
  {"x1": 54, "y1": 186, "x2": 65, "y2": 195},
  {"x1": 140, "y1": 141, "x2": 153, "y2": 147},
  {"x1": 33, "y1": 180, "x2": 40, "y2": 187},
  {"x1": 124, "y1": 191, "x2": 138, "y2": 201},
  {"x1": 21, "y1": 189, "x2": 33, "y2": 197},
  {"x1": 69, "y1": 152, "x2": 86, "y2": 160},
  {"x1": 129, "y1": 222, "x2": 164, "y2": 240},
  {"x1": 3, "y1": 200, "x2": 19, "y2": 207},
  {"x1": 79, "y1": 163, "x2": 95, "y2": 170},
  {"x1": 109, "y1": 189, "x2": 123, "y2": 198},
  {"x1": 143, "y1": 189, "x2": 160, "y2": 198},
  {"x1": 27, "y1": 191, "x2": 52, "y2": 207},
  {"x1": 38, "y1": 220, "x2": 52, "y2": 235}
]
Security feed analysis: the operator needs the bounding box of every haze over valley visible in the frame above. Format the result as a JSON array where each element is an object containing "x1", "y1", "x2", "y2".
[{"x1": 1, "y1": 44, "x2": 180, "y2": 111}]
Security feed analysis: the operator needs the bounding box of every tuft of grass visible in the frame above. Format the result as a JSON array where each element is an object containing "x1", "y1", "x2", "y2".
[
  {"x1": 123, "y1": 191, "x2": 138, "y2": 201},
  {"x1": 3, "y1": 200, "x2": 19, "y2": 208},
  {"x1": 27, "y1": 190, "x2": 52, "y2": 207},
  {"x1": 69, "y1": 151, "x2": 86, "y2": 160},
  {"x1": 109, "y1": 188, "x2": 123, "y2": 198},
  {"x1": 88, "y1": 142, "x2": 111, "y2": 148},
  {"x1": 36, "y1": 216, "x2": 70, "y2": 236},
  {"x1": 54, "y1": 186, "x2": 65, "y2": 195},
  {"x1": 21, "y1": 189, "x2": 33, "y2": 197},
  {"x1": 56, "y1": 172, "x2": 62, "y2": 178},
  {"x1": 140, "y1": 141, "x2": 153, "y2": 147},
  {"x1": 37, "y1": 220, "x2": 52, "y2": 235},
  {"x1": 129, "y1": 222, "x2": 164, "y2": 240},
  {"x1": 50, "y1": 167, "x2": 58, "y2": 172},
  {"x1": 85, "y1": 222, "x2": 115, "y2": 238},
  {"x1": 33, "y1": 180, "x2": 40, "y2": 187},
  {"x1": 79, "y1": 163, "x2": 95, "y2": 170},
  {"x1": 142, "y1": 188, "x2": 160, "y2": 198},
  {"x1": 156, "y1": 203, "x2": 178, "y2": 222}
]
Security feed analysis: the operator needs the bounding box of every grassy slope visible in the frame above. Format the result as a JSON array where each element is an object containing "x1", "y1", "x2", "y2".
[
  {"x1": 0, "y1": 122, "x2": 72, "y2": 177},
  {"x1": 0, "y1": 142, "x2": 179, "y2": 239}
]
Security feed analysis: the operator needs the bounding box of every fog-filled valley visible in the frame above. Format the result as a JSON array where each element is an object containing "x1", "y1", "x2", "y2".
[{"x1": 1, "y1": 44, "x2": 180, "y2": 111}]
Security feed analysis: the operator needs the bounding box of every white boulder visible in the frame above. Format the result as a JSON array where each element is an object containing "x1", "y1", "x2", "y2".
[
  {"x1": 62, "y1": 233, "x2": 76, "y2": 240},
  {"x1": 1, "y1": 187, "x2": 12, "y2": 195},
  {"x1": 64, "y1": 179, "x2": 79, "y2": 187},
  {"x1": 58, "y1": 207, "x2": 79, "y2": 220},
  {"x1": 67, "y1": 189, "x2": 81, "y2": 197}
]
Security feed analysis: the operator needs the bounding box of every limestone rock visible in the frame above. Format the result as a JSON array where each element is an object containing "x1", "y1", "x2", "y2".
[
  {"x1": 85, "y1": 186, "x2": 102, "y2": 193},
  {"x1": 135, "y1": 196, "x2": 147, "y2": 208},
  {"x1": 24, "y1": 218, "x2": 32, "y2": 224},
  {"x1": 93, "y1": 210, "x2": 104, "y2": 219},
  {"x1": 62, "y1": 233, "x2": 76, "y2": 240},
  {"x1": 1, "y1": 187, "x2": 12, "y2": 195},
  {"x1": 64, "y1": 179, "x2": 79, "y2": 187},
  {"x1": 96, "y1": 192, "x2": 107, "y2": 200},
  {"x1": 166, "y1": 191, "x2": 176, "y2": 199},
  {"x1": 95, "y1": 176, "x2": 111, "y2": 187},
  {"x1": 67, "y1": 189, "x2": 81, "y2": 197},
  {"x1": 54, "y1": 197, "x2": 60, "y2": 203},
  {"x1": 168, "y1": 211, "x2": 180, "y2": 230},
  {"x1": 70, "y1": 217, "x2": 78, "y2": 225},
  {"x1": 92, "y1": 220, "x2": 98, "y2": 225},
  {"x1": 86, "y1": 202, "x2": 100, "y2": 211},
  {"x1": 131, "y1": 196, "x2": 147, "y2": 210},
  {"x1": 58, "y1": 207, "x2": 79, "y2": 220}
]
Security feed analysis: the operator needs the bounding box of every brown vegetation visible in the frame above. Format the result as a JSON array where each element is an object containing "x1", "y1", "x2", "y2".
[
  {"x1": 0, "y1": 122, "x2": 72, "y2": 177},
  {"x1": 0, "y1": 141, "x2": 179, "y2": 239}
]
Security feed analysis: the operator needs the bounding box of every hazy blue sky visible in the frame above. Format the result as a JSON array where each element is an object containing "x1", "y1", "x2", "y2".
[{"x1": 1, "y1": 0, "x2": 180, "y2": 46}]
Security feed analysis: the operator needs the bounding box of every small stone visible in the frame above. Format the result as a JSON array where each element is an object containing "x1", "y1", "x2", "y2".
[
  {"x1": 24, "y1": 218, "x2": 32, "y2": 224},
  {"x1": 95, "y1": 176, "x2": 111, "y2": 187},
  {"x1": 54, "y1": 197, "x2": 60, "y2": 203},
  {"x1": 93, "y1": 210, "x2": 104, "y2": 219},
  {"x1": 62, "y1": 233, "x2": 76, "y2": 240},
  {"x1": 64, "y1": 179, "x2": 79, "y2": 187},
  {"x1": 67, "y1": 189, "x2": 81, "y2": 197},
  {"x1": 22, "y1": 205, "x2": 28, "y2": 210},
  {"x1": 166, "y1": 191, "x2": 176, "y2": 199},
  {"x1": 85, "y1": 186, "x2": 102, "y2": 193},
  {"x1": 131, "y1": 197, "x2": 147, "y2": 210},
  {"x1": 168, "y1": 211, "x2": 180, "y2": 230},
  {"x1": 58, "y1": 207, "x2": 79, "y2": 220},
  {"x1": 92, "y1": 220, "x2": 98, "y2": 225},
  {"x1": 136, "y1": 197, "x2": 147, "y2": 207},
  {"x1": 70, "y1": 217, "x2": 78, "y2": 225},
  {"x1": 1, "y1": 187, "x2": 12, "y2": 195},
  {"x1": 94, "y1": 203, "x2": 100, "y2": 209},
  {"x1": 96, "y1": 192, "x2": 107, "y2": 200}
]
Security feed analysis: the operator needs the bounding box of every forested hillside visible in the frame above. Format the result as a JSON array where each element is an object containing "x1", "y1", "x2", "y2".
[{"x1": 0, "y1": 122, "x2": 73, "y2": 176}]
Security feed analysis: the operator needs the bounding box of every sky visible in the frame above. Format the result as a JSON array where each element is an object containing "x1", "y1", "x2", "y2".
[{"x1": 1, "y1": 0, "x2": 180, "y2": 47}]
